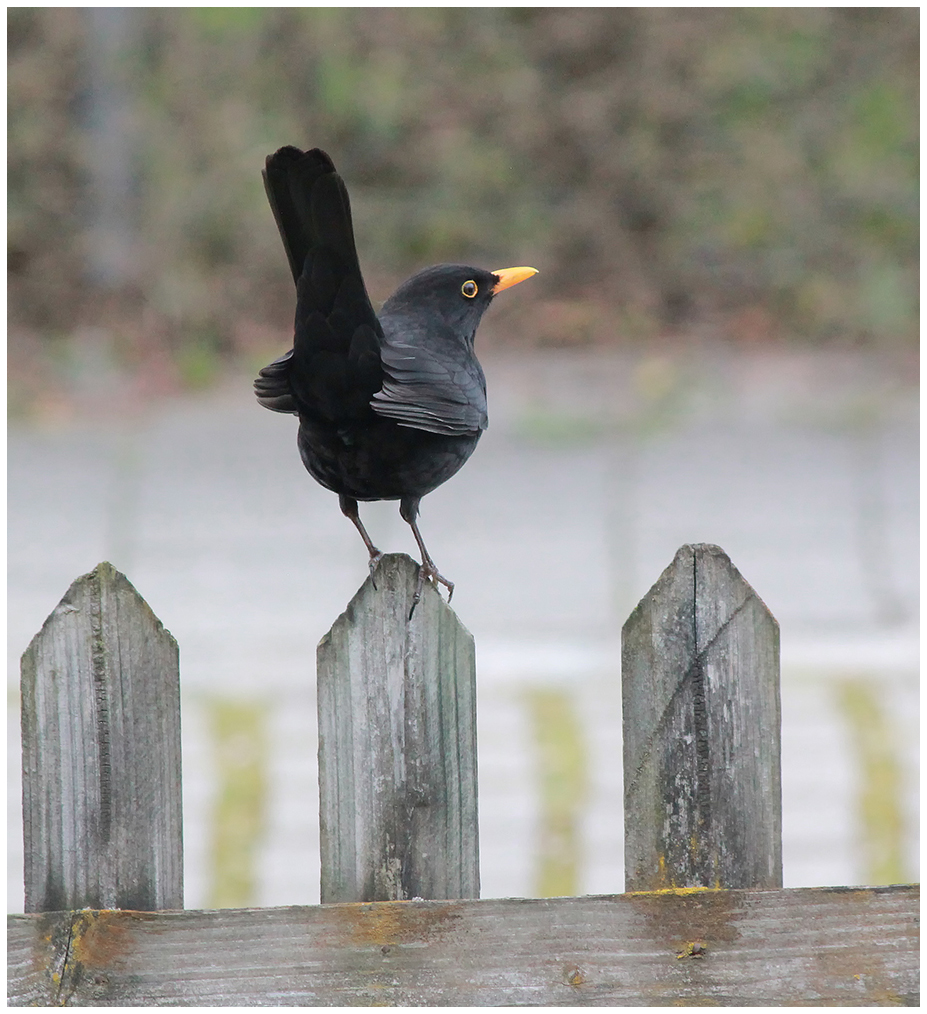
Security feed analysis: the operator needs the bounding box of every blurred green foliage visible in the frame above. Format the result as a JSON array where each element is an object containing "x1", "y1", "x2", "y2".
[{"x1": 7, "y1": 8, "x2": 918, "y2": 401}]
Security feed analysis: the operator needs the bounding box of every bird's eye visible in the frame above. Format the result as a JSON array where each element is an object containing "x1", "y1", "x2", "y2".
[{"x1": 461, "y1": 280, "x2": 478, "y2": 298}]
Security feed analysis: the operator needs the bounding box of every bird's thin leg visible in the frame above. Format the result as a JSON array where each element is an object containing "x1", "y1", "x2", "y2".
[
  {"x1": 339, "y1": 494, "x2": 384, "y2": 582},
  {"x1": 400, "y1": 496, "x2": 454, "y2": 608}
]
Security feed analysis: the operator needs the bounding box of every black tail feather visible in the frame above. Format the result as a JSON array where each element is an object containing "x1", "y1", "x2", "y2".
[
  {"x1": 256, "y1": 146, "x2": 384, "y2": 422},
  {"x1": 262, "y1": 146, "x2": 360, "y2": 286}
]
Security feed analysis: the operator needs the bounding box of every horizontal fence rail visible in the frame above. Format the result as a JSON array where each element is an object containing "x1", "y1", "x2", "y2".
[{"x1": 7, "y1": 887, "x2": 918, "y2": 1006}]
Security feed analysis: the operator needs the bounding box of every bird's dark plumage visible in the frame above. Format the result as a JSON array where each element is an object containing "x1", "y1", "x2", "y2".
[{"x1": 255, "y1": 145, "x2": 536, "y2": 600}]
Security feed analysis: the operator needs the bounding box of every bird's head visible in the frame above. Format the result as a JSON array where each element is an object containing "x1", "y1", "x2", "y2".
[{"x1": 382, "y1": 264, "x2": 538, "y2": 338}]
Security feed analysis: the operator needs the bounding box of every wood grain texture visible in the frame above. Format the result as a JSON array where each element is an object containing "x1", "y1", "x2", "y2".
[
  {"x1": 7, "y1": 885, "x2": 918, "y2": 1006},
  {"x1": 317, "y1": 553, "x2": 479, "y2": 903},
  {"x1": 622, "y1": 544, "x2": 781, "y2": 892},
  {"x1": 20, "y1": 562, "x2": 183, "y2": 912}
]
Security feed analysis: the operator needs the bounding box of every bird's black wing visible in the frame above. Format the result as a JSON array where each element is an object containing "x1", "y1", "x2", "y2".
[
  {"x1": 371, "y1": 316, "x2": 488, "y2": 437},
  {"x1": 255, "y1": 147, "x2": 383, "y2": 422},
  {"x1": 253, "y1": 349, "x2": 298, "y2": 414}
]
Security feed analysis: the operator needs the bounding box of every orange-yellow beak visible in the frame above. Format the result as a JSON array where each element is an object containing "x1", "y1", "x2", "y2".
[{"x1": 492, "y1": 266, "x2": 539, "y2": 294}]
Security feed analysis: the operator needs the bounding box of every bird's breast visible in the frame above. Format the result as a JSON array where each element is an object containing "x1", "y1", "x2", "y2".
[{"x1": 297, "y1": 416, "x2": 481, "y2": 502}]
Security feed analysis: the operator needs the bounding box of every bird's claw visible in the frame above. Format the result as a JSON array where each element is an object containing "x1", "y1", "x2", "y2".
[
  {"x1": 409, "y1": 561, "x2": 454, "y2": 618},
  {"x1": 436, "y1": 571, "x2": 454, "y2": 602},
  {"x1": 368, "y1": 550, "x2": 384, "y2": 589}
]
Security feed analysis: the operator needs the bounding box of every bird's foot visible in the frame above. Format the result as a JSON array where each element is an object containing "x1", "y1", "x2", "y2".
[{"x1": 410, "y1": 560, "x2": 454, "y2": 617}]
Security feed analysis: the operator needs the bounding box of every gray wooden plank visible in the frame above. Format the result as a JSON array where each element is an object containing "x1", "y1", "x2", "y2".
[
  {"x1": 317, "y1": 553, "x2": 479, "y2": 903},
  {"x1": 7, "y1": 885, "x2": 918, "y2": 1006},
  {"x1": 20, "y1": 562, "x2": 183, "y2": 912},
  {"x1": 622, "y1": 544, "x2": 781, "y2": 891}
]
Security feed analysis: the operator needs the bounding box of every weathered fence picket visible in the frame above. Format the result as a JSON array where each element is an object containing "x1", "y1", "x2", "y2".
[
  {"x1": 19, "y1": 562, "x2": 183, "y2": 914},
  {"x1": 317, "y1": 553, "x2": 479, "y2": 902},
  {"x1": 622, "y1": 543, "x2": 781, "y2": 891},
  {"x1": 7, "y1": 546, "x2": 919, "y2": 1006}
]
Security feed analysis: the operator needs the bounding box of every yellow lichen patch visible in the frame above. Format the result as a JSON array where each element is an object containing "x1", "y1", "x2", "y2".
[
  {"x1": 626, "y1": 850, "x2": 727, "y2": 894},
  {"x1": 327, "y1": 898, "x2": 463, "y2": 951},
  {"x1": 349, "y1": 902, "x2": 408, "y2": 948},
  {"x1": 676, "y1": 940, "x2": 708, "y2": 959},
  {"x1": 68, "y1": 910, "x2": 150, "y2": 968},
  {"x1": 656, "y1": 854, "x2": 669, "y2": 888},
  {"x1": 625, "y1": 885, "x2": 723, "y2": 897}
]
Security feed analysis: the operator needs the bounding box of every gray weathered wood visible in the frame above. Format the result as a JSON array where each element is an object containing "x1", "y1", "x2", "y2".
[
  {"x1": 20, "y1": 562, "x2": 183, "y2": 912},
  {"x1": 622, "y1": 544, "x2": 781, "y2": 891},
  {"x1": 317, "y1": 553, "x2": 479, "y2": 903},
  {"x1": 6, "y1": 885, "x2": 918, "y2": 1006}
]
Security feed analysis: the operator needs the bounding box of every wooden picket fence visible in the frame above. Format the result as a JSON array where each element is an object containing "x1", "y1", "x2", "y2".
[{"x1": 7, "y1": 546, "x2": 918, "y2": 1006}]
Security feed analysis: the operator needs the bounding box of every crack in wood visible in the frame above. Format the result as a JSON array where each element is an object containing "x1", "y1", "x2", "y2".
[
  {"x1": 89, "y1": 568, "x2": 113, "y2": 847},
  {"x1": 623, "y1": 589, "x2": 752, "y2": 804}
]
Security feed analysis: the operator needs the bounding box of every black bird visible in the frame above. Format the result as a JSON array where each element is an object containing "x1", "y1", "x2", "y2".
[{"x1": 255, "y1": 146, "x2": 537, "y2": 602}]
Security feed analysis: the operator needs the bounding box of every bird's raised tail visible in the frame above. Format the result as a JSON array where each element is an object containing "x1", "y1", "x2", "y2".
[
  {"x1": 262, "y1": 146, "x2": 363, "y2": 286},
  {"x1": 256, "y1": 146, "x2": 384, "y2": 423}
]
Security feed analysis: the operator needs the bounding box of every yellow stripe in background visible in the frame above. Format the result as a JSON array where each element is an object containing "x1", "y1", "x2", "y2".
[
  {"x1": 834, "y1": 676, "x2": 909, "y2": 885},
  {"x1": 524, "y1": 687, "x2": 589, "y2": 899},
  {"x1": 206, "y1": 698, "x2": 268, "y2": 909}
]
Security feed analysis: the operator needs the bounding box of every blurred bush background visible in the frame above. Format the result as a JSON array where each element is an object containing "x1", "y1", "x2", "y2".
[{"x1": 8, "y1": 6, "x2": 918, "y2": 417}]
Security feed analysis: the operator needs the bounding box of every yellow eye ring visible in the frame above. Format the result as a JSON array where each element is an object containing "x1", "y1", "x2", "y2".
[{"x1": 461, "y1": 280, "x2": 478, "y2": 298}]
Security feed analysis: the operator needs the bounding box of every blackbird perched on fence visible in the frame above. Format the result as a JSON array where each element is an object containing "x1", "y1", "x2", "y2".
[{"x1": 255, "y1": 146, "x2": 537, "y2": 603}]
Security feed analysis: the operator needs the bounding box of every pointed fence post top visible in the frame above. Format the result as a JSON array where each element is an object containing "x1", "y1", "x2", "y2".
[
  {"x1": 321, "y1": 553, "x2": 469, "y2": 643},
  {"x1": 24, "y1": 561, "x2": 178, "y2": 662},
  {"x1": 622, "y1": 543, "x2": 781, "y2": 892},
  {"x1": 20, "y1": 561, "x2": 182, "y2": 913},
  {"x1": 623, "y1": 543, "x2": 778, "y2": 642},
  {"x1": 317, "y1": 553, "x2": 479, "y2": 904}
]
